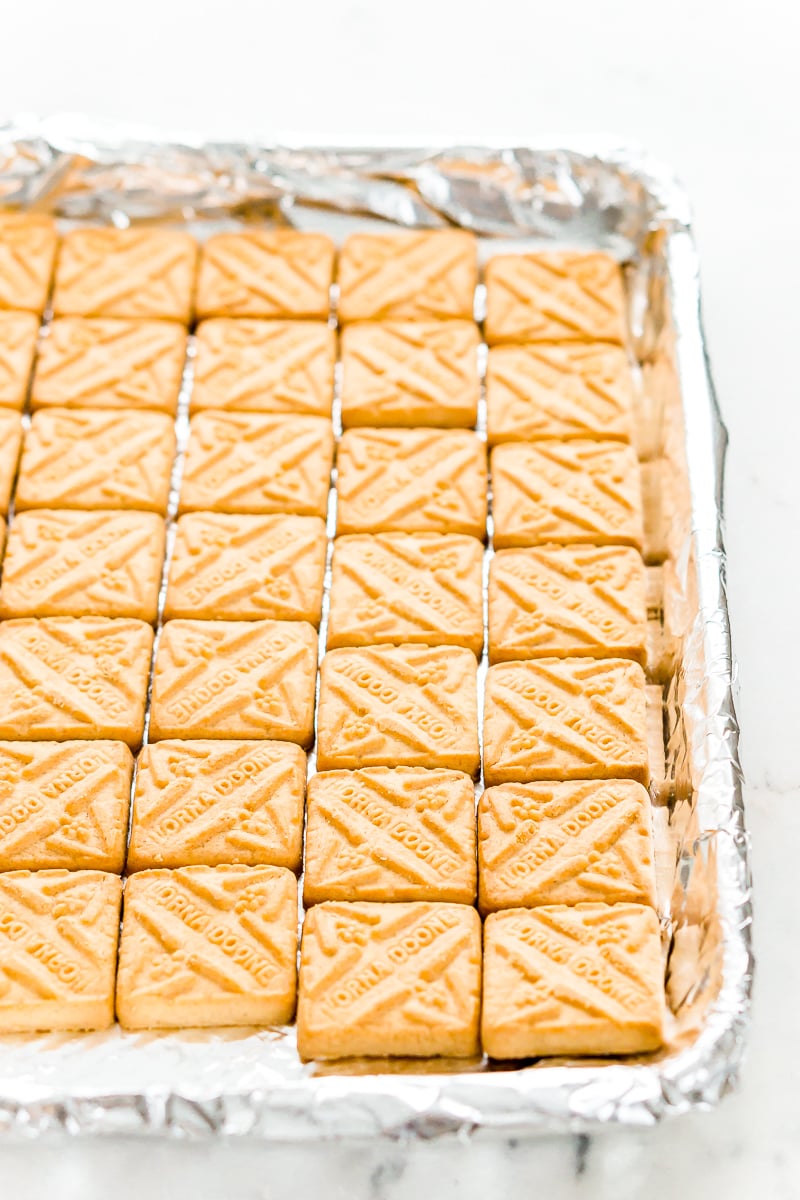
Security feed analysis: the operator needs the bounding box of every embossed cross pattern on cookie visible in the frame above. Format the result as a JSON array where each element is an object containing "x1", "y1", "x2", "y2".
[
  {"x1": 0, "y1": 311, "x2": 39, "y2": 410},
  {"x1": 0, "y1": 213, "x2": 58, "y2": 314},
  {"x1": 196, "y1": 231, "x2": 335, "y2": 320},
  {"x1": 337, "y1": 231, "x2": 477, "y2": 322}
]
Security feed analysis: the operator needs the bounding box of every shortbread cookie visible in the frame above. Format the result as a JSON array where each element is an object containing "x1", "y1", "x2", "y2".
[
  {"x1": 0, "y1": 510, "x2": 166, "y2": 621},
  {"x1": 0, "y1": 869, "x2": 122, "y2": 1031},
  {"x1": 338, "y1": 231, "x2": 477, "y2": 323},
  {"x1": 317, "y1": 645, "x2": 480, "y2": 774},
  {"x1": 0, "y1": 616, "x2": 153, "y2": 746},
  {"x1": 15, "y1": 408, "x2": 176, "y2": 514},
  {"x1": 486, "y1": 343, "x2": 634, "y2": 444},
  {"x1": 482, "y1": 904, "x2": 665, "y2": 1058},
  {"x1": 327, "y1": 533, "x2": 484, "y2": 654},
  {"x1": 128, "y1": 740, "x2": 306, "y2": 872},
  {"x1": 32, "y1": 317, "x2": 187, "y2": 413},
  {"x1": 117, "y1": 864, "x2": 298, "y2": 1028},
  {"x1": 488, "y1": 545, "x2": 647, "y2": 665},
  {"x1": 196, "y1": 230, "x2": 334, "y2": 320},
  {"x1": 336, "y1": 428, "x2": 487, "y2": 538},
  {"x1": 192, "y1": 318, "x2": 335, "y2": 416},
  {"x1": 491, "y1": 440, "x2": 643, "y2": 550},
  {"x1": 478, "y1": 780, "x2": 656, "y2": 911},
  {"x1": 340, "y1": 320, "x2": 480, "y2": 428},
  {"x1": 0, "y1": 411, "x2": 22, "y2": 514},
  {"x1": 0, "y1": 310, "x2": 39, "y2": 410},
  {"x1": 0, "y1": 740, "x2": 133, "y2": 872},
  {"x1": 483, "y1": 657, "x2": 648, "y2": 786},
  {"x1": 304, "y1": 767, "x2": 476, "y2": 904},
  {"x1": 149, "y1": 618, "x2": 317, "y2": 744},
  {"x1": 298, "y1": 900, "x2": 481, "y2": 1059},
  {"x1": 164, "y1": 512, "x2": 327, "y2": 623},
  {"x1": 0, "y1": 213, "x2": 58, "y2": 314},
  {"x1": 179, "y1": 412, "x2": 333, "y2": 518},
  {"x1": 484, "y1": 250, "x2": 627, "y2": 345},
  {"x1": 53, "y1": 227, "x2": 198, "y2": 323}
]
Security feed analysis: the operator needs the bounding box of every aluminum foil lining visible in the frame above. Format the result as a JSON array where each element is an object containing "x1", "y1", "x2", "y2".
[{"x1": 0, "y1": 117, "x2": 751, "y2": 1140}]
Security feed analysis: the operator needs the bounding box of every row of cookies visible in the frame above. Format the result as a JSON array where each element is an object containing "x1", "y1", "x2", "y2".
[
  {"x1": 0, "y1": 865, "x2": 664, "y2": 1059},
  {"x1": 1, "y1": 308, "x2": 636, "y2": 448},
  {"x1": 2, "y1": 212, "x2": 627, "y2": 335},
  {"x1": 0, "y1": 738, "x2": 655, "y2": 910}
]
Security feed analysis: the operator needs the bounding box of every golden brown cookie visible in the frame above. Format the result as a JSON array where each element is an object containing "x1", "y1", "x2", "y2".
[
  {"x1": 164, "y1": 512, "x2": 327, "y2": 624},
  {"x1": 297, "y1": 900, "x2": 481, "y2": 1059},
  {"x1": 327, "y1": 532, "x2": 484, "y2": 654},
  {"x1": 478, "y1": 780, "x2": 656, "y2": 911},
  {"x1": 196, "y1": 230, "x2": 334, "y2": 320},
  {"x1": 488, "y1": 545, "x2": 647, "y2": 665},
  {"x1": 340, "y1": 320, "x2": 480, "y2": 428},
  {"x1": 486, "y1": 342, "x2": 634, "y2": 444},
  {"x1": 483, "y1": 657, "x2": 648, "y2": 786},
  {"x1": 149, "y1": 618, "x2": 317, "y2": 744},
  {"x1": 482, "y1": 904, "x2": 665, "y2": 1058},
  {"x1": 491, "y1": 440, "x2": 643, "y2": 550},
  {"x1": 116, "y1": 864, "x2": 298, "y2": 1028},
  {"x1": 0, "y1": 869, "x2": 122, "y2": 1032},
  {"x1": 128, "y1": 740, "x2": 305, "y2": 872},
  {"x1": 0, "y1": 616, "x2": 153, "y2": 746},
  {"x1": 52, "y1": 227, "x2": 198, "y2": 324},
  {"x1": 317, "y1": 644, "x2": 480, "y2": 774},
  {"x1": 484, "y1": 250, "x2": 627, "y2": 345},
  {"x1": 179, "y1": 412, "x2": 333, "y2": 518},
  {"x1": 0, "y1": 213, "x2": 58, "y2": 315},
  {"x1": 32, "y1": 317, "x2": 187, "y2": 413},
  {"x1": 338, "y1": 231, "x2": 477, "y2": 323},
  {"x1": 191, "y1": 318, "x2": 335, "y2": 416},
  {"x1": 0, "y1": 510, "x2": 166, "y2": 621},
  {"x1": 336, "y1": 428, "x2": 487, "y2": 538},
  {"x1": 304, "y1": 767, "x2": 476, "y2": 905},
  {"x1": 0, "y1": 310, "x2": 39, "y2": 410},
  {"x1": 15, "y1": 408, "x2": 176, "y2": 514},
  {"x1": 0, "y1": 740, "x2": 133, "y2": 872},
  {"x1": 0, "y1": 411, "x2": 22, "y2": 515}
]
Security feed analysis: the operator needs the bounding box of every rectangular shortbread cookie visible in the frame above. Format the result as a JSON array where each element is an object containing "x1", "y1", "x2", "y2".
[
  {"x1": 0, "y1": 616, "x2": 153, "y2": 746},
  {"x1": 149, "y1": 618, "x2": 317, "y2": 744},
  {"x1": 491, "y1": 440, "x2": 644, "y2": 550},
  {"x1": 317, "y1": 645, "x2": 480, "y2": 774},
  {"x1": 191, "y1": 318, "x2": 335, "y2": 416},
  {"x1": 0, "y1": 510, "x2": 166, "y2": 621},
  {"x1": 164, "y1": 512, "x2": 327, "y2": 624},
  {"x1": 0, "y1": 740, "x2": 133, "y2": 872},
  {"x1": 15, "y1": 408, "x2": 176, "y2": 514},
  {"x1": 484, "y1": 251, "x2": 627, "y2": 345},
  {"x1": 478, "y1": 780, "x2": 657, "y2": 911},
  {"x1": 304, "y1": 767, "x2": 477, "y2": 905},
  {"x1": 0, "y1": 311, "x2": 39, "y2": 410},
  {"x1": 0, "y1": 213, "x2": 58, "y2": 314},
  {"x1": 483, "y1": 657, "x2": 648, "y2": 786},
  {"x1": 486, "y1": 343, "x2": 634, "y2": 444},
  {"x1": 116, "y1": 864, "x2": 298, "y2": 1028},
  {"x1": 179, "y1": 412, "x2": 333, "y2": 518},
  {"x1": 327, "y1": 532, "x2": 484, "y2": 654},
  {"x1": 0, "y1": 411, "x2": 22, "y2": 515},
  {"x1": 488, "y1": 545, "x2": 647, "y2": 665},
  {"x1": 481, "y1": 904, "x2": 665, "y2": 1058},
  {"x1": 340, "y1": 320, "x2": 480, "y2": 428},
  {"x1": 337, "y1": 231, "x2": 477, "y2": 323},
  {"x1": 0, "y1": 869, "x2": 122, "y2": 1032},
  {"x1": 196, "y1": 230, "x2": 335, "y2": 320},
  {"x1": 297, "y1": 901, "x2": 482, "y2": 1059},
  {"x1": 52, "y1": 227, "x2": 198, "y2": 324},
  {"x1": 127, "y1": 739, "x2": 306, "y2": 872},
  {"x1": 336, "y1": 428, "x2": 487, "y2": 538},
  {"x1": 32, "y1": 317, "x2": 187, "y2": 413}
]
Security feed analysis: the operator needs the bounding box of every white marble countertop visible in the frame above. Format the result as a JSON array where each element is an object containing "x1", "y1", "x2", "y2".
[{"x1": 0, "y1": 0, "x2": 796, "y2": 1195}]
